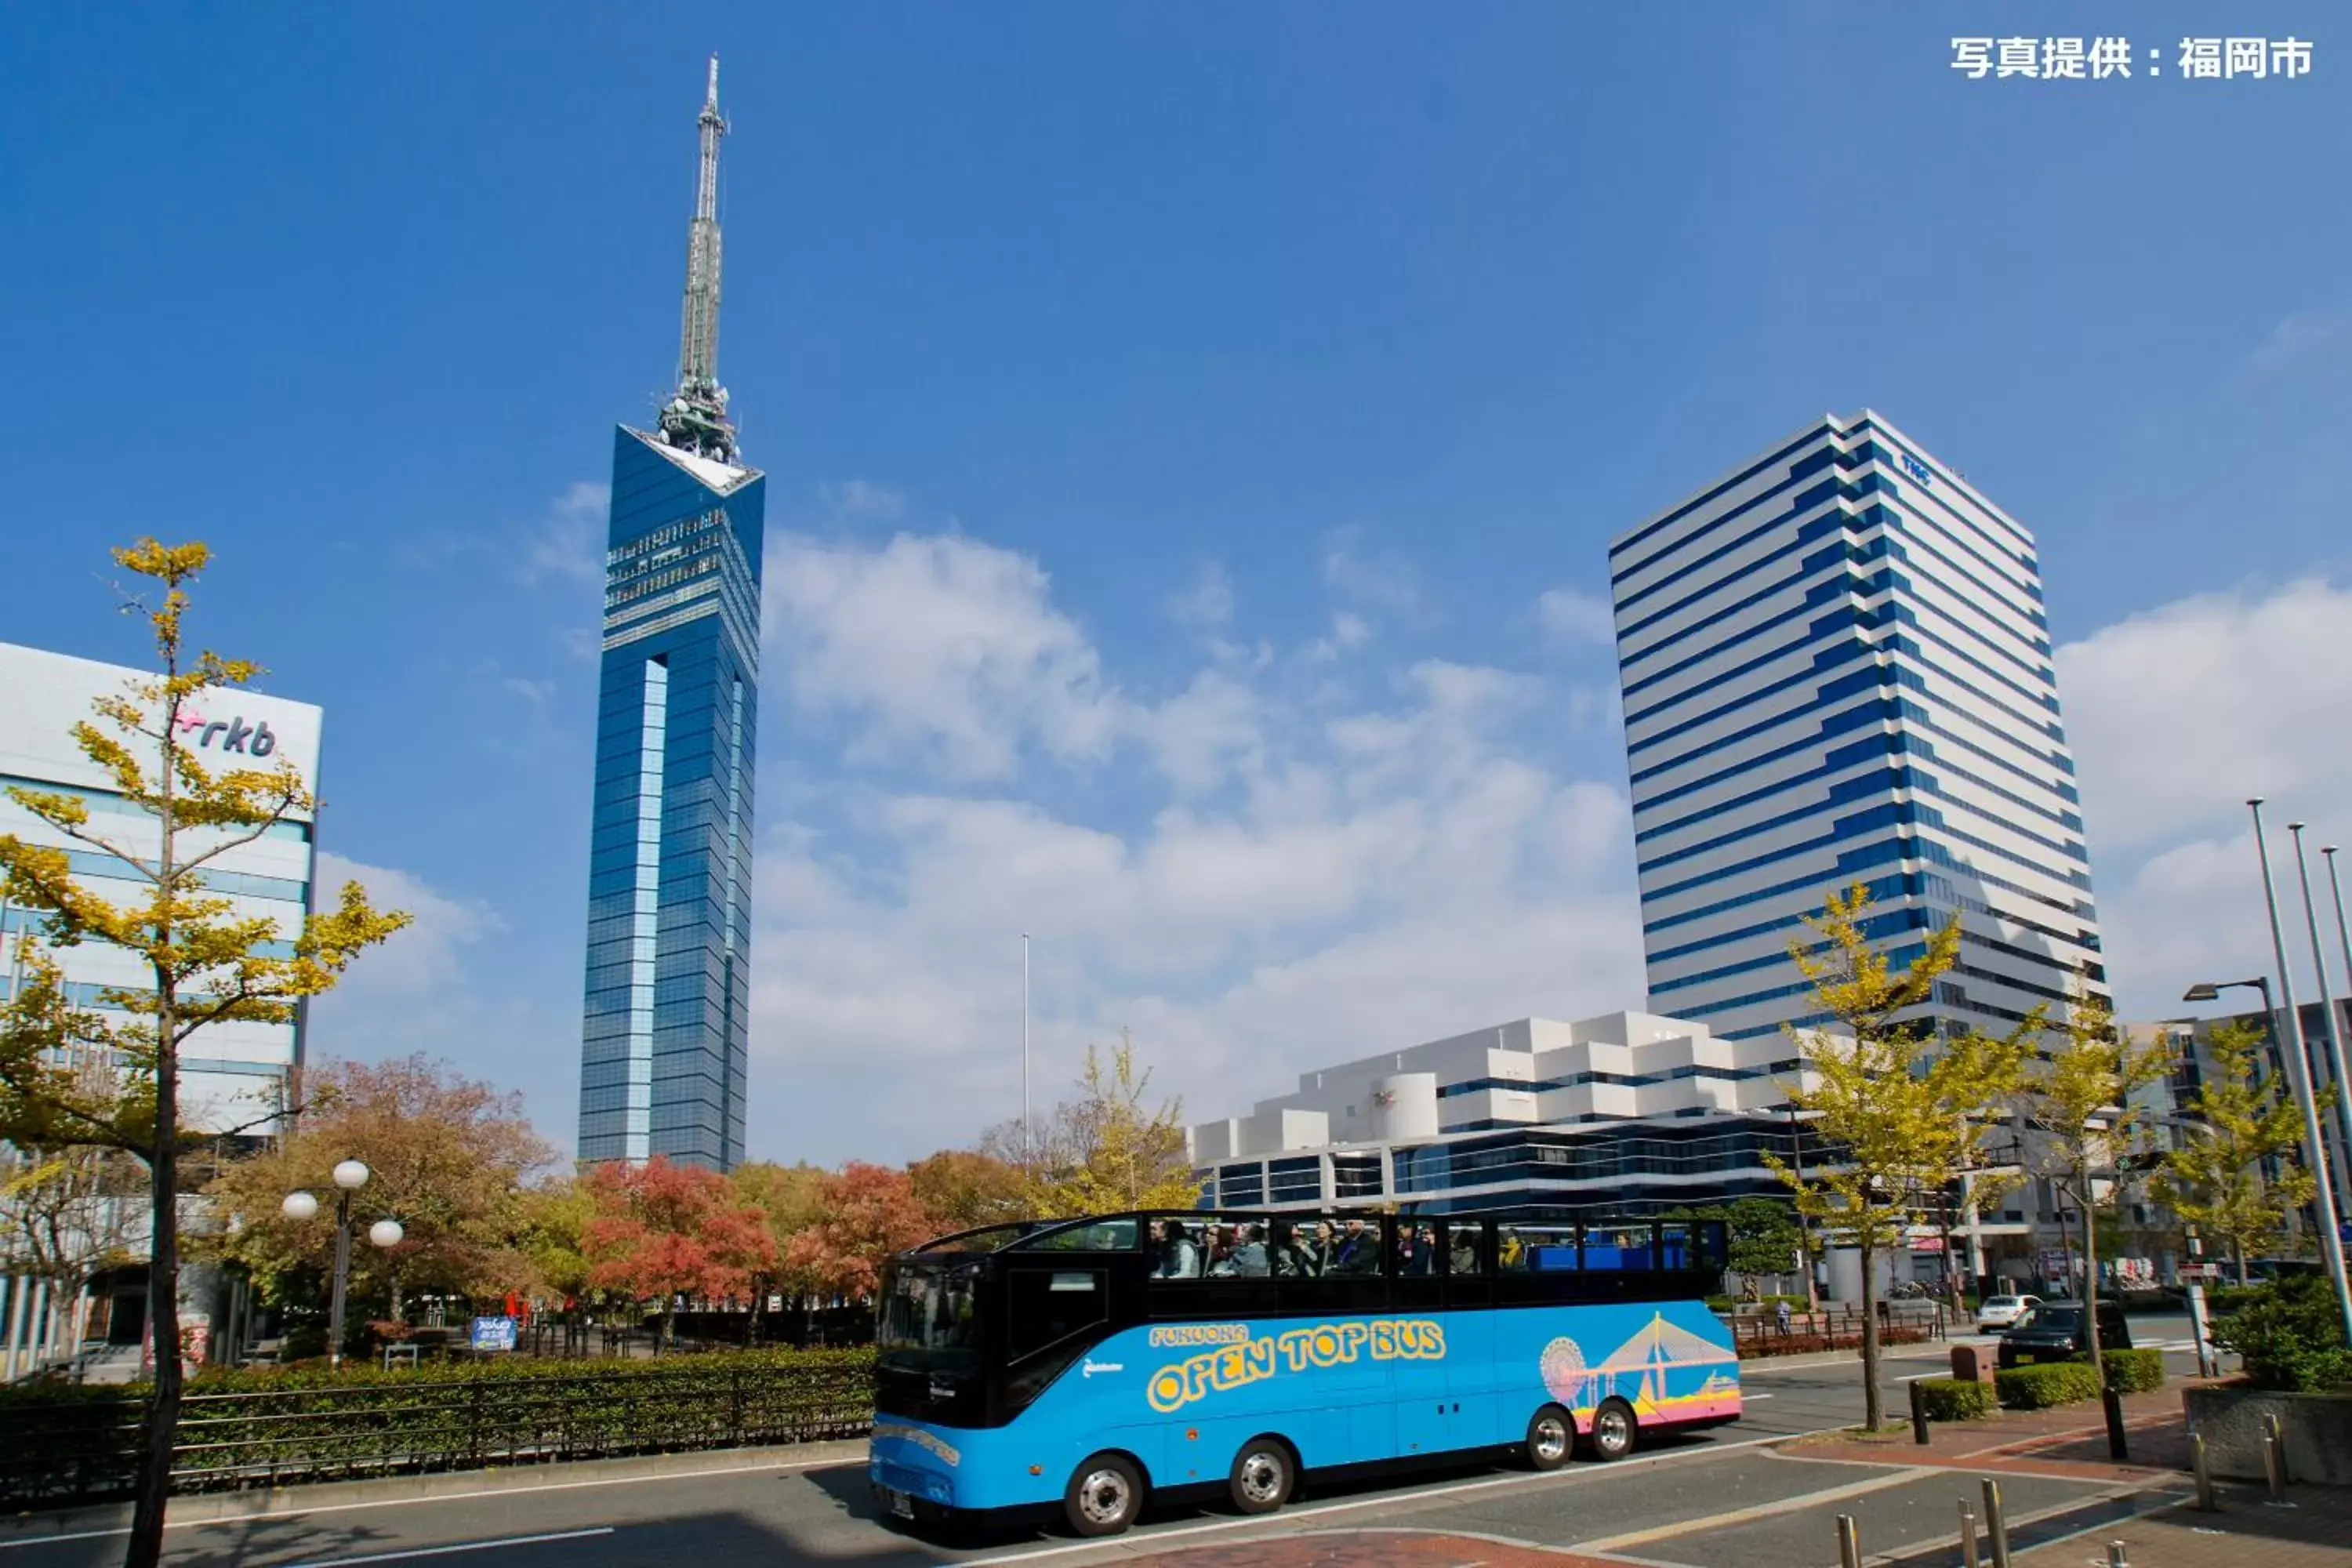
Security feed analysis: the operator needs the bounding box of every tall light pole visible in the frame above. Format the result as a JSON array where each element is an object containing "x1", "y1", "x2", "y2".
[
  {"x1": 2289, "y1": 823, "x2": 2352, "y2": 1216},
  {"x1": 2245, "y1": 799, "x2": 2352, "y2": 1345},
  {"x1": 282, "y1": 1160, "x2": 403, "y2": 1370},
  {"x1": 2326, "y1": 845, "x2": 2352, "y2": 1004},
  {"x1": 1021, "y1": 932, "x2": 1033, "y2": 1168}
]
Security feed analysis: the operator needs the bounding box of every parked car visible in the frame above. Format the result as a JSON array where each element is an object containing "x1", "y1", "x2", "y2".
[
  {"x1": 1996, "y1": 1299, "x2": 2130, "y2": 1367},
  {"x1": 1974, "y1": 1294, "x2": 2041, "y2": 1332}
]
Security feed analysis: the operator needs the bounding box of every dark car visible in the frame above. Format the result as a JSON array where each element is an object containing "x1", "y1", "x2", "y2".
[{"x1": 1996, "y1": 1299, "x2": 2130, "y2": 1367}]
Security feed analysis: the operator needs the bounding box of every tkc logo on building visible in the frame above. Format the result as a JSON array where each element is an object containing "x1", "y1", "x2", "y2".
[{"x1": 173, "y1": 709, "x2": 281, "y2": 757}]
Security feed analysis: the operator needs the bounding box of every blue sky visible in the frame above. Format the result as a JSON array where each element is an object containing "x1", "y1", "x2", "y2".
[{"x1": 3, "y1": 5, "x2": 2348, "y2": 1163}]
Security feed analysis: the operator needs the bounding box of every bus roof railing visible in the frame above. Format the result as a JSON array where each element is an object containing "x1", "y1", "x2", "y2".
[{"x1": 897, "y1": 1209, "x2": 1729, "y2": 1260}]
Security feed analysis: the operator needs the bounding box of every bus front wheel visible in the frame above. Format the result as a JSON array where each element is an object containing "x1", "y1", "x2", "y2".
[
  {"x1": 1229, "y1": 1437, "x2": 1295, "y2": 1514},
  {"x1": 1523, "y1": 1404, "x2": 1573, "y2": 1471},
  {"x1": 1585, "y1": 1398, "x2": 1638, "y2": 1462},
  {"x1": 1065, "y1": 1453, "x2": 1145, "y2": 1537}
]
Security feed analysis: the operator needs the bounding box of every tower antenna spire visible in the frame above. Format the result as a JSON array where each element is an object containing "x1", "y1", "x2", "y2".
[{"x1": 660, "y1": 53, "x2": 737, "y2": 463}]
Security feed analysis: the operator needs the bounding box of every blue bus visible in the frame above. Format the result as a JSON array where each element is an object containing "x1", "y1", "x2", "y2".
[{"x1": 867, "y1": 1210, "x2": 1740, "y2": 1536}]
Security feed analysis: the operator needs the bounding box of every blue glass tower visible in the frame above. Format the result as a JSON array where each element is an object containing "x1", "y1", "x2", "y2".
[{"x1": 578, "y1": 59, "x2": 761, "y2": 1169}]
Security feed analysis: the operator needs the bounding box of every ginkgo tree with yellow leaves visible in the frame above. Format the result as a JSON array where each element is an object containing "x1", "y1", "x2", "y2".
[
  {"x1": 2153, "y1": 1018, "x2": 2319, "y2": 1286},
  {"x1": 2015, "y1": 982, "x2": 2176, "y2": 1391},
  {"x1": 0, "y1": 539, "x2": 409, "y2": 1568},
  {"x1": 1762, "y1": 885, "x2": 2034, "y2": 1432}
]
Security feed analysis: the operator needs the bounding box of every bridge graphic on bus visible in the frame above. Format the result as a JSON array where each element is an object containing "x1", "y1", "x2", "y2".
[{"x1": 1537, "y1": 1312, "x2": 1743, "y2": 1427}]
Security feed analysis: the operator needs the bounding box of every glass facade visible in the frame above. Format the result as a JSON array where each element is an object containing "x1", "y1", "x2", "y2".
[
  {"x1": 1610, "y1": 412, "x2": 2105, "y2": 1052},
  {"x1": 577, "y1": 427, "x2": 764, "y2": 1171}
]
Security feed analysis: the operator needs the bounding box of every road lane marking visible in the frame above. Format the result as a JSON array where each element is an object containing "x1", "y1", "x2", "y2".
[
  {"x1": 1570, "y1": 1468, "x2": 1924, "y2": 1552},
  {"x1": 0, "y1": 1454, "x2": 851, "y2": 1551},
  {"x1": 279, "y1": 1529, "x2": 616, "y2": 1566},
  {"x1": 970, "y1": 1428, "x2": 1820, "y2": 1564}
]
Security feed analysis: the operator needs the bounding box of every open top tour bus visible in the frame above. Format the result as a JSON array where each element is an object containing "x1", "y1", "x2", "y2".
[{"x1": 867, "y1": 1209, "x2": 1739, "y2": 1536}]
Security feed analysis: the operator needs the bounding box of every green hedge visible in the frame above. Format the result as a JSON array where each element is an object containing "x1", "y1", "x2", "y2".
[
  {"x1": 2102, "y1": 1348, "x2": 2166, "y2": 1394},
  {"x1": 1915, "y1": 1377, "x2": 1996, "y2": 1421},
  {"x1": 1995, "y1": 1359, "x2": 2103, "y2": 1410},
  {"x1": 0, "y1": 1347, "x2": 875, "y2": 1510}
]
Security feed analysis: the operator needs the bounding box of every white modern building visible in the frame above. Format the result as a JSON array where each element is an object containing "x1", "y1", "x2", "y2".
[
  {"x1": 2, "y1": 641, "x2": 322, "y2": 1377},
  {"x1": 1189, "y1": 1011, "x2": 1820, "y2": 1218},
  {"x1": 1608, "y1": 412, "x2": 2105, "y2": 1045},
  {"x1": 0, "y1": 641, "x2": 324, "y2": 1134}
]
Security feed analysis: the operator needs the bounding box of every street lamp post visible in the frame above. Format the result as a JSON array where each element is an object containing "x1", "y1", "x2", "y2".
[
  {"x1": 282, "y1": 1160, "x2": 405, "y2": 1370},
  {"x1": 1787, "y1": 1102, "x2": 1819, "y2": 1312},
  {"x1": 2197, "y1": 796, "x2": 2352, "y2": 1345},
  {"x1": 2288, "y1": 824, "x2": 2352, "y2": 1214}
]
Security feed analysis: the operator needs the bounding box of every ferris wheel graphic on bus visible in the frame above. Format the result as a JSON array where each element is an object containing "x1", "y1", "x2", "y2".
[{"x1": 1537, "y1": 1312, "x2": 1741, "y2": 1423}]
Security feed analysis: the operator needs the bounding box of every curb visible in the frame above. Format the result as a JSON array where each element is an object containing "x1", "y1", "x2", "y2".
[{"x1": 0, "y1": 1438, "x2": 867, "y2": 1541}]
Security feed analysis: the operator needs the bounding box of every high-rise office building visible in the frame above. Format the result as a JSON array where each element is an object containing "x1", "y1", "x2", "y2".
[
  {"x1": 577, "y1": 59, "x2": 762, "y2": 1170},
  {"x1": 1609, "y1": 411, "x2": 2104, "y2": 1050}
]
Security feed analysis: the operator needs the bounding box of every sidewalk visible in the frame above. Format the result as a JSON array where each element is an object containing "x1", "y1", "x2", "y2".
[
  {"x1": 2012, "y1": 1485, "x2": 2352, "y2": 1568},
  {"x1": 1788, "y1": 1381, "x2": 2209, "y2": 1484}
]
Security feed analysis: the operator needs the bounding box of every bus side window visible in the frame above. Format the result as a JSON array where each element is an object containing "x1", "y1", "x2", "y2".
[
  {"x1": 1585, "y1": 1223, "x2": 1653, "y2": 1271},
  {"x1": 1658, "y1": 1221, "x2": 1693, "y2": 1272},
  {"x1": 1446, "y1": 1222, "x2": 1485, "y2": 1277},
  {"x1": 1005, "y1": 1269, "x2": 1109, "y2": 1361},
  {"x1": 1149, "y1": 1220, "x2": 1207, "y2": 1279}
]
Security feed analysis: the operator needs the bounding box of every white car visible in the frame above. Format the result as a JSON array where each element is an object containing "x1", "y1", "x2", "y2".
[{"x1": 1976, "y1": 1294, "x2": 2041, "y2": 1332}]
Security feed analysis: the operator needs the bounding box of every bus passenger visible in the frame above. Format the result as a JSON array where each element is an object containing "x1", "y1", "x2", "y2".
[
  {"x1": 1155, "y1": 1221, "x2": 1201, "y2": 1279},
  {"x1": 1450, "y1": 1229, "x2": 1483, "y2": 1276},
  {"x1": 1271, "y1": 1221, "x2": 1319, "y2": 1276},
  {"x1": 1229, "y1": 1225, "x2": 1270, "y2": 1276},
  {"x1": 1497, "y1": 1228, "x2": 1526, "y2": 1271},
  {"x1": 1330, "y1": 1218, "x2": 1381, "y2": 1275}
]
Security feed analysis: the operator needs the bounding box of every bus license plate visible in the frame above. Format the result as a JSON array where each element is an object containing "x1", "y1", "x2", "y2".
[{"x1": 885, "y1": 1487, "x2": 914, "y2": 1519}]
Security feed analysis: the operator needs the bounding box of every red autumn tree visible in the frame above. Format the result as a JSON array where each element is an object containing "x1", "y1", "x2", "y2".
[
  {"x1": 784, "y1": 1161, "x2": 935, "y2": 1303},
  {"x1": 582, "y1": 1156, "x2": 775, "y2": 1348}
]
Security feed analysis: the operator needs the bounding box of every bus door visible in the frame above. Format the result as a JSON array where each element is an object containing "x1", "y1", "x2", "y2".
[
  {"x1": 1439, "y1": 1221, "x2": 1502, "y2": 1448},
  {"x1": 1390, "y1": 1219, "x2": 1490, "y2": 1454}
]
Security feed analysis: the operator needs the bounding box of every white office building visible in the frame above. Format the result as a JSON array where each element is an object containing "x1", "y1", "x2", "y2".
[
  {"x1": 1189, "y1": 1011, "x2": 1820, "y2": 1218},
  {"x1": 1608, "y1": 412, "x2": 2105, "y2": 1046},
  {"x1": 0, "y1": 641, "x2": 323, "y2": 1136}
]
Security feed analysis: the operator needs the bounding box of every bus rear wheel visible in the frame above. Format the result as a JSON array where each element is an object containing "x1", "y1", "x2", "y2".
[
  {"x1": 1064, "y1": 1453, "x2": 1145, "y2": 1537},
  {"x1": 1523, "y1": 1404, "x2": 1573, "y2": 1470},
  {"x1": 1584, "y1": 1397, "x2": 1637, "y2": 1462},
  {"x1": 1229, "y1": 1437, "x2": 1294, "y2": 1514}
]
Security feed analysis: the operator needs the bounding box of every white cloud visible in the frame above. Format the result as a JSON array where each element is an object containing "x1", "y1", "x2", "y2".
[
  {"x1": 518, "y1": 482, "x2": 608, "y2": 587},
  {"x1": 310, "y1": 852, "x2": 503, "y2": 996},
  {"x1": 815, "y1": 479, "x2": 908, "y2": 522},
  {"x1": 1323, "y1": 530, "x2": 1424, "y2": 618},
  {"x1": 303, "y1": 855, "x2": 578, "y2": 1146},
  {"x1": 1537, "y1": 586, "x2": 1617, "y2": 647},
  {"x1": 2237, "y1": 310, "x2": 2352, "y2": 386},
  {"x1": 762, "y1": 532, "x2": 1123, "y2": 781},
  {"x1": 2060, "y1": 579, "x2": 2352, "y2": 854},
  {"x1": 2059, "y1": 577, "x2": 2352, "y2": 1019},
  {"x1": 1166, "y1": 563, "x2": 1236, "y2": 630},
  {"x1": 742, "y1": 535, "x2": 1642, "y2": 1161}
]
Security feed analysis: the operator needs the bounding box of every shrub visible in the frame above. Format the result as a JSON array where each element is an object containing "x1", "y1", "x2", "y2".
[
  {"x1": 1996, "y1": 1360, "x2": 2103, "y2": 1410},
  {"x1": 2101, "y1": 1347, "x2": 2166, "y2": 1394},
  {"x1": 0, "y1": 1345, "x2": 876, "y2": 1509},
  {"x1": 2209, "y1": 1275, "x2": 2352, "y2": 1392},
  {"x1": 1915, "y1": 1377, "x2": 1995, "y2": 1421}
]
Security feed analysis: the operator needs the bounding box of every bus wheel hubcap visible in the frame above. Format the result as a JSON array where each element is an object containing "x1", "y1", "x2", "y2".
[
  {"x1": 1080, "y1": 1471, "x2": 1129, "y2": 1523},
  {"x1": 1535, "y1": 1417, "x2": 1568, "y2": 1461},
  {"x1": 1599, "y1": 1410, "x2": 1630, "y2": 1448},
  {"x1": 1240, "y1": 1453, "x2": 1284, "y2": 1502}
]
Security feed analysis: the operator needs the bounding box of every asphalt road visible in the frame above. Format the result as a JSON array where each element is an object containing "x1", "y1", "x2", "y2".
[{"x1": 0, "y1": 1322, "x2": 2206, "y2": 1568}]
